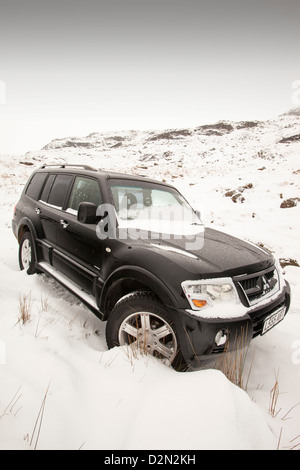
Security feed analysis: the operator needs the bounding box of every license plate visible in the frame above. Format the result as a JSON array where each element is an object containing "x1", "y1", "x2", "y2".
[{"x1": 262, "y1": 307, "x2": 286, "y2": 335}]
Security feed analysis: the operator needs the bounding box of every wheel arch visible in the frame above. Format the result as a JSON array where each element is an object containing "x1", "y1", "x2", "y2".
[
  {"x1": 100, "y1": 266, "x2": 180, "y2": 320},
  {"x1": 17, "y1": 217, "x2": 37, "y2": 242},
  {"x1": 17, "y1": 217, "x2": 38, "y2": 260}
]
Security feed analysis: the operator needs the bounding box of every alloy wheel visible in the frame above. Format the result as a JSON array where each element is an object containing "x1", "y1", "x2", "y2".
[
  {"x1": 118, "y1": 311, "x2": 178, "y2": 366},
  {"x1": 21, "y1": 238, "x2": 32, "y2": 270}
]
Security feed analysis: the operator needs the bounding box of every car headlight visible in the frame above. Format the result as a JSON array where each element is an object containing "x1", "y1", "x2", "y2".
[{"x1": 182, "y1": 278, "x2": 239, "y2": 310}]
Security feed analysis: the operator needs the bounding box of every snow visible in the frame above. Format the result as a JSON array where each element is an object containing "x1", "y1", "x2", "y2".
[{"x1": 1, "y1": 112, "x2": 300, "y2": 450}]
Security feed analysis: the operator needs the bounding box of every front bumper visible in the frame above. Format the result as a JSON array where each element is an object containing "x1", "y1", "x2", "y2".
[{"x1": 171, "y1": 281, "x2": 291, "y2": 370}]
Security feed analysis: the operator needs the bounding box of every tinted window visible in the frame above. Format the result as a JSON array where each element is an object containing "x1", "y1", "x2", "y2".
[
  {"x1": 47, "y1": 175, "x2": 73, "y2": 209},
  {"x1": 40, "y1": 174, "x2": 56, "y2": 202},
  {"x1": 25, "y1": 173, "x2": 48, "y2": 200},
  {"x1": 67, "y1": 176, "x2": 102, "y2": 213}
]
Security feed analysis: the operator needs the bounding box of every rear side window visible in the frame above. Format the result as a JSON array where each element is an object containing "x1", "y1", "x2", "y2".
[
  {"x1": 40, "y1": 174, "x2": 56, "y2": 203},
  {"x1": 45, "y1": 174, "x2": 73, "y2": 209},
  {"x1": 25, "y1": 173, "x2": 48, "y2": 200}
]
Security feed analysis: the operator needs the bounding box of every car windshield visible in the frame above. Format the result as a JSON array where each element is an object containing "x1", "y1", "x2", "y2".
[{"x1": 109, "y1": 179, "x2": 202, "y2": 234}]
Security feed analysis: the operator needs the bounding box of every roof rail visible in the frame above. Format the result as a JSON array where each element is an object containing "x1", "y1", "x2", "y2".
[{"x1": 40, "y1": 164, "x2": 97, "y2": 171}]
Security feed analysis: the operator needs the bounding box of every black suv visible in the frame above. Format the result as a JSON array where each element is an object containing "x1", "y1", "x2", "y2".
[{"x1": 12, "y1": 164, "x2": 291, "y2": 370}]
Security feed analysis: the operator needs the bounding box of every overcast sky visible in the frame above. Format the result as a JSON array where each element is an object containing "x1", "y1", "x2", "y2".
[{"x1": 0, "y1": 0, "x2": 299, "y2": 154}]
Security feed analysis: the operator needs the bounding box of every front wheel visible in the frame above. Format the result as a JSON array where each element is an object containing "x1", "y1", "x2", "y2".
[
  {"x1": 18, "y1": 232, "x2": 38, "y2": 275},
  {"x1": 106, "y1": 292, "x2": 188, "y2": 371}
]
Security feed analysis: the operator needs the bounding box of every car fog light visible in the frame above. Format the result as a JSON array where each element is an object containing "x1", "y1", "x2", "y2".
[{"x1": 215, "y1": 330, "x2": 227, "y2": 347}]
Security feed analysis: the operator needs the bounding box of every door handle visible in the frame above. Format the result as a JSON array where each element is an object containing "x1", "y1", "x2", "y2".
[
  {"x1": 60, "y1": 219, "x2": 69, "y2": 229},
  {"x1": 35, "y1": 207, "x2": 41, "y2": 215}
]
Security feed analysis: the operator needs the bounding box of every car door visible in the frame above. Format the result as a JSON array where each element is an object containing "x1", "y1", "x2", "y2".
[
  {"x1": 37, "y1": 172, "x2": 74, "y2": 255},
  {"x1": 54, "y1": 175, "x2": 104, "y2": 294}
]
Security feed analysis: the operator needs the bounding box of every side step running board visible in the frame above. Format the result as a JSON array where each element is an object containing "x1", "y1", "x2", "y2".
[{"x1": 38, "y1": 262, "x2": 98, "y2": 311}]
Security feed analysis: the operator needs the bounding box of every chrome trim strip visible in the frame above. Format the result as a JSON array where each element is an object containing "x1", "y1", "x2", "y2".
[
  {"x1": 233, "y1": 265, "x2": 275, "y2": 282},
  {"x1": 38, "y1": 262, "x2": 98, "y2": 310}
]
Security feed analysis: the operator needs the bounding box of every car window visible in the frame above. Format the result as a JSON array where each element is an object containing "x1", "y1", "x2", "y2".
[
  {"x1": 25, "y1": 172, "x2": 48, "y2": 200},
  {"x1": 40, "y1": 174, "x2": 56, "y2": 203},
  {"x1": 110, "y1": 181, "x2": 194, "y2": 222},
  {"x1": 66, "y1": 176, "x2": 102, "y2": 214},
  {"x1": 46, "y1": 174, "x2": 73, "y2": 209}
]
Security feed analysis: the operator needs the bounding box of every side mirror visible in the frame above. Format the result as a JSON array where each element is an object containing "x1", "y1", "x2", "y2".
[{"x1": 77, "y1": 202, "x2": 98, "y2": 224}]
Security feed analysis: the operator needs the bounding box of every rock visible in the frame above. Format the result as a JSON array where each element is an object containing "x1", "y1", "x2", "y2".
[
  {"x1": 279, "y1": 258, "x2": 300, "y2": 268},
  {"x1": 280, "y1": 198, "x2": 300, "y2": 208},
  {"x1": 279, "y1": 134, "x2": 300, "y2": 144},
  {"x1": 148, "y1": 129, "x2": 192, "y2": 141},
  {"x1": 194, "y1": 121, "x2": 234, "y2": 136},
  {"x1": 236, "y1": 121, "x2": 260, "y2": 129},
  {"x1": 224, "y1": 183, "x2": 253, "y2": 203},
  {"x1": 224, "y1": 190, "x2": 245, "y2": 203}
]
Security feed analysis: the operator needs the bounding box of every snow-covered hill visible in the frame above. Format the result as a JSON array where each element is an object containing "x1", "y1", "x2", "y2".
[
  {"x1": 0, "y1": 109, "x2": 299, "y2": 450},
  {"x1": 9, "y1": 108, "x2": 300, "y2": 259}
]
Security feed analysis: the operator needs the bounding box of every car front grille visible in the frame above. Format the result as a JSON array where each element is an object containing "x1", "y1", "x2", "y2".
[{"x1": 234, "y1": 266, "x2": 280, "y2": 307}]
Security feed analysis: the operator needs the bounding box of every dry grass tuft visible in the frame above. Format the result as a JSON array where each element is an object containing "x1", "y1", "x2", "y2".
[
  {"x1": 29, "y1": 381, "x2": 51, "y2": 450},
  {"x1": 215, "y1": 326, "x2": 253, "y2": 390},
  {"x1": 0, "y1": 386, "x2": 22, "y2": 420},
  {"x1": 17, "y1": 293, "x2": 32, "y2": 326},
  {"x1": 269, "y1": 371, "x2": 281, "y2": 418}
]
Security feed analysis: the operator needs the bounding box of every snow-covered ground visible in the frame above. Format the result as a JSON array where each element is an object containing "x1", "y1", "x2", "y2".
[{"x1": 0, "y1": 110, "x2": 300, "y2": 450}]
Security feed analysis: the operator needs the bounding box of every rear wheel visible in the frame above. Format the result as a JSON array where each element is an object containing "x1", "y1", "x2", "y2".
[
  {"x1": 106, "y1": 292, "x2": 188, "y2": 371},
  {"x1": 19, "y1": 232, "x2": 38, "y2": 275}
]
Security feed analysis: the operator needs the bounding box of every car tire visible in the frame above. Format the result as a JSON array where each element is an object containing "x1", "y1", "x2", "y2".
[
  {"x1": 106, "y1": 291, "x2": 188, "y2": 371},
  {"x1": 19, "y1": 232, "x2": 38, "y2": 275}
]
